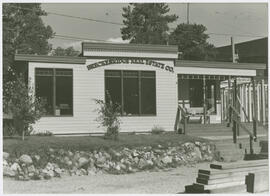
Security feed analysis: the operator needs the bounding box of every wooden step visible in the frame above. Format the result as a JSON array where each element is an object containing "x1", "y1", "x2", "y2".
[
  {"x1": 208, "y1": 184, "x2": 247, "y2": 193},
  {"x1": 199, "y1": 165, "x2": 269, "y2": 175},
  {"x1": 198, "y1": 166, "x2": 269, "y2": 180},
  {"x1": 210, "y1": 159, "x2": 268, "y2": 170},
  {"x1": 193, "y1": 180, "x2": 245, "y2": 190},
  {"x1": 196, "y1": 175, "x2": 245, "y2": 185}
]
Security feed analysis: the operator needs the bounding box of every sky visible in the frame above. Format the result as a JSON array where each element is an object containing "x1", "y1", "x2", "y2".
[{"x1": 40, "y1": 3, "x2": 268, "y2": 52}]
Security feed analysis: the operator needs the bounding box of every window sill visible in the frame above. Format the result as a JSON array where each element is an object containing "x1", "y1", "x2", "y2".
[
  {"x1": 42, "y1": 115, "x2": 73, "y2": 117},
  {"x1": 121, "y1": 114, "x2": 157, "y2": 117}
]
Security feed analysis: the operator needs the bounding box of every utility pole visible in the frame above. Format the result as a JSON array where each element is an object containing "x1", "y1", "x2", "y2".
[
  {"x1": 187, "y1": 3, "x2": 190, "y2": 24},
  {"x1": 231, "y1": 36, "x2": 236, "y2": 63}
]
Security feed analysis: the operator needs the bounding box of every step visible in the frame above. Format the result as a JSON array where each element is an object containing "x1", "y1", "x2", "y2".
[
  {"x1": 196, "y1": 175, "x2": 245, "y2": 185},
  {"x1": 208, "y1": 184, "x2": 247, "y2": 193},
  {"x1": 210, "y1": 159, "x2": 268, "y2": 170},
  {"x1": 198, "y1": 165, "x2": 269, "y2": 175},
  {"x1": 197, "y1": 166, "x2": 269, "y2": 180},
  {"x1": 193, "y1": 180, "x2": 245, "y2": 190}
]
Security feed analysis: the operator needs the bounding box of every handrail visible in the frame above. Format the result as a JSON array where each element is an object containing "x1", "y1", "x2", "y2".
[
  {"x1": 227, "y1": 104, "x2": 256, "y2": 154},
  {"x1": 174, "y1": 105, "x2": 188, "y2": 134},
  {"x1": 237, "y1": 95, "x2": 250, "y2": 122}
]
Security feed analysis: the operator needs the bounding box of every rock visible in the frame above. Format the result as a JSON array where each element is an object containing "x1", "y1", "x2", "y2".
[
  {"x1": 19, "y1": 154, "x2": 33, "y2": 165},
  {"x1": 134, "y1": 157, "x2": 139, "y2": 163},
  {"x1": 138, "y1": 158, "x2": 148, "y2": 169},
  {"x1": 67, "y1": 160, "x2": 73, "y2": 167},
  {"x1": 10, "y1": 162, "x2": 21, "y2": 172},
  {"x1": 59, "y1": 149, "x2": 65, "y2": 155},
  {"x1": 80, "y1": 168, "x2": 87, "y2": 175},
  {"x1": 68, "y1": 151, "x2": 74, "y2": 157},
  {"x1": 3, "y1": 159, "x2": 8, "y2": 167},
  {"x1": 96, "y1": 156, "x2": 106, "y2": 168},
  {"x1": 27, "y1": 165, "x2": 36, "y2": 173},
  {"x1": 34, "y1": 155, "x2": 41, "y2": 162},
  {"x1": 193, "y1": 147, "x2": 202, "y2": 160},
  {"x1": 45, "y1": 162, "x2": 54, "y2": 171},
  {"x1": 78, "y1": 157, "x2": 89, "y2": 168},
  {"x1": 115, "y1": 164, "x2": 121, "y2": 171},
  {"x1": 146, "y1": 160, "x2": 154, "y2": 165},
  {"x1": 161, "y1": 156, "x2": 172, "y2": 164},
  {"x1": 132, "y1": 150, "x2": 139, "y2": 157},
  {"x1": 3, "y1": 152, "x2": 9, "y2": 160},
  {"x1": 49, "y1": 148, "x2": 55, "y2": 153},
  {"x1": 74, "y1": 152, "x2": 81, "y2": 161},
  {"x1": 3, "y1": 166, "x2": 16, "y2": 177}
]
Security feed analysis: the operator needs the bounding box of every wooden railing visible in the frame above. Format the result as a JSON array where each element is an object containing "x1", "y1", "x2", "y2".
[
  {"x1": 237, "y1": 95, "x2": 250, "y2": 122},
  {"x1": 227, "y1": 104, "x2": 256, "y2": 154},
  {"x1": 174, "y1": 105, "x2": 189, "y2": 134}
]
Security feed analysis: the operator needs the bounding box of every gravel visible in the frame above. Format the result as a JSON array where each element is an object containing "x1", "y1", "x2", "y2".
[{"x1": 4, "y1": 162, "x2": 210, "y2": 194}]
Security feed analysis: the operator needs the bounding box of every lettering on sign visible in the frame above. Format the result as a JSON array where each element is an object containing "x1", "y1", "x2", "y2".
[{"x1": 86, "y1": 58, "x2": 174, "y2": 73}]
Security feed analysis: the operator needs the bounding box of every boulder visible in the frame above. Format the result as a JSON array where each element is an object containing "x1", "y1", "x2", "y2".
[
  {"x1": 45, "y1": 162, "x2": 54, "y2": 171},
  {"x1": 3, "y1": 166, "x2": 16, "y2": 177},
  {"x1": 19, "y1": 154, "x2": 33, "y2": 165},
  {"x1": 34, "y1": 155, "x2": 41, "y2": 162},
  {"x1": 78, "y1": 157, "x2": 89, "y2": 168},
  {"x1": 3, "y1": 159, "x2": 9, "y2": 167},
  {"x1": 138, "y1": 158, "x2": 148, "y2": 169},
  {"x1": 10, "y1": 162, "x2": 21, "y2": 173},
  {"x1": 27, "y1": 165, "x2": 36, "y2": 173},
  {"x1": 193, "y1": 146, "x2": 202, "y2": 160},
  {"x1": 161, "y1": 156, "x2": 172, "y2": 164},
  {"x1": 3, "y1": 152, "x2": 9, "y2": 160}
]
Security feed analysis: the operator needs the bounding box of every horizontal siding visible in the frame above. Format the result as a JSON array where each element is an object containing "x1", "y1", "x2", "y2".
[{"x1": 29, "y1": 60, "x2": 177, "y2": 134}]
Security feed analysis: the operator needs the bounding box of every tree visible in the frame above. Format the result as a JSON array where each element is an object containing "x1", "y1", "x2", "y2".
[
  {"x1": 121, "y1": 3, "x2": 177, "y2": 44},
  {"x1": 51, "y1": 46, "x2": 80, "y2": 56},
  {"x1": 3, "y1": 3, "x2": 54, "y2": 81},
  {"x1": 3, "y1": 73, "x2": 46, "y2": 140},
  {"x1": 169, "y1": 23, "x2": 217, "y2": 61}
]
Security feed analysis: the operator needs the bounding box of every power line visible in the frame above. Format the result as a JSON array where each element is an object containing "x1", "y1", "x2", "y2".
[{"x1": 8, "y1": 4, "x2": 124, "y2": 26}]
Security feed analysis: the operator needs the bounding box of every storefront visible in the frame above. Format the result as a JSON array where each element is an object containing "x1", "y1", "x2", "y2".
[{"x1": 14, "y1": 42, "x2": 266, "y2": 135}]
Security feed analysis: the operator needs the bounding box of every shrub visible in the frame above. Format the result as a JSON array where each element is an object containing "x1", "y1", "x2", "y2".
[
  {"x1": 151, "y1": 125, "x2": 165, "y2": 134},
  {"x1": 94, "y1": 91, "x2": 121, "y2": 140},
  {"x1": 33, "y1": 131, "x2": 53, "y2": 136},
  {"x1": 3, "y1": 73, "x2": 46, "y2": 140}
]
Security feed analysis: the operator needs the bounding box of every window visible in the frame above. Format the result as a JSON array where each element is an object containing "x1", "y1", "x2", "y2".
[
  {"x1": 35, "y1": 68, "x2": 73, "y2": 116},
  {"x1": 105, "y1": 70, "x2": 156, "y2": 116}
]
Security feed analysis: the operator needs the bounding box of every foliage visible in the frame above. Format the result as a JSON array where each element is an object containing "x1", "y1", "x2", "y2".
[
  {"x1": 3, "y1": 3, "x2": 54, "y2": 82},
  {"x1": 94, "y1": 92, "x2": 122, "y2": 140},
  {"x1": 3, "y1": 73, "x2": 46, "y2": 140},
  {"x1": 33, "y1": 131, "x2": 53, "y2": 137},
  {"x1": 121, "y1": 3, "x2": 177, "y2": 44},
  {"x1": 169, "y1": 23, "x2": 218, "y2": 61},
  {"x1": 151, "y1": 125, "x2": 165, "y2": 134},
  {"x1": 51, "y1": 46, "x2": 80, "y2": 56}
]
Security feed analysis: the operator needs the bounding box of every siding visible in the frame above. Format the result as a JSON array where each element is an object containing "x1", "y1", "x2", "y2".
[{"x1": 29, "y1": 59, "x2": 177, "y2": 134}]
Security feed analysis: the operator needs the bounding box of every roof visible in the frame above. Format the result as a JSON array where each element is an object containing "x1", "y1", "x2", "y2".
[
  {"x1": 82, "y1": 42, "x2": 178, "y2": 54},
  {"x1": 175, "y1": 60, "x2": 266, "y2": 70},
  {"x1": 15, "y1": 54, "x2": 86, "y2": 64}
]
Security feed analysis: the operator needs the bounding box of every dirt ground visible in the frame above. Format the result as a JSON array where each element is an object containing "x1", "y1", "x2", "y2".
[{"x1": 3, "y1": 162, "x2": 210, "y2": 194}]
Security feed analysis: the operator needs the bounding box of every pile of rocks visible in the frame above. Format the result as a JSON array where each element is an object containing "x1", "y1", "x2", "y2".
[{"x1": 3, "y1": 141, "x2": 217, "y2": 180}]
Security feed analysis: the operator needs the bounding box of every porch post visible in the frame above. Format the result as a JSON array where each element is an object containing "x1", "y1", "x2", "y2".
[
  {"x1": 248, "y1": 83, "x2": 252, "y2": 122},
  {"x1": 261, "y1": 79, "x2": 265, "y2": 125},
  {"x1": 233, "y1": 78, "x2": 240, "y2": 136},
  {"x1": 203, "y1": 75, "x2": 207, "y2": 124},
  {"x1": 227, "y1": 76, "x2": 232, "y2": 124},
  {"x1": 252, "y1": 77, "x2": 257, "y2": 141}
]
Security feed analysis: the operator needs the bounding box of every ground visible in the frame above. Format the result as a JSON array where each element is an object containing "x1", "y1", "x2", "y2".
[{"x1": 3, "y1": 162, "x2": 210, "y2": 194}]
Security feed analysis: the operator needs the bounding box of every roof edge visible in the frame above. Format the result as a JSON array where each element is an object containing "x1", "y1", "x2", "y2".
[
  {"x1": 175, "y1": 60, "x2": 267, "y2": 70},
  {"x1": 15, "y1": 54, "x2": 86, "y2": 64}
]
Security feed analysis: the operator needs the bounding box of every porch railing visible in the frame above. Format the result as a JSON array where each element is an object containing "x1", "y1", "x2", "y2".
[
  {"x1": 227, "y1": 104, "x2": 256, "y2": 154},
  {"x1": 174, "y1": 105, "x2": 188, "y2": 134}
]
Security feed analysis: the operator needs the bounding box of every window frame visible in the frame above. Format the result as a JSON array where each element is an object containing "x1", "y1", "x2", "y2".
[
  {"x1": 35, "y1": 68, "x2": 73, "y2": 117},
  {"x1": 105, "y1": 70, "x2": 156, "y2": 117}
]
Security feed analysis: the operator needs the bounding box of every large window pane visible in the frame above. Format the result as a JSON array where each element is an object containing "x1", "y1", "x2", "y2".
[
  {"x1": 56, "y1": 76, "x2": 73, "y2": 115},
  {"x1": 35, "y1": 75, "x2": 54, "y2": 115},
  {"x1": 123, "y1": 71, "x2": 139, "y2": 115},
  {"x1": 105, "y1": 77, "x2": 121, "y2": 106},
  {"x1": 141, "y1": 77, "x2": 156, "y2": 114},
  {"x1": 189, "y1": 79, "x2": 203, "y2": 107}
]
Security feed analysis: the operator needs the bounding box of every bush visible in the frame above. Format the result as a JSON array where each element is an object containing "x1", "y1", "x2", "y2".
[
  {"x1": 94, "y1": 91, "x2": 121, "y2": 140},
  {"x1": 3, "y1": 73, "x2": 46, "y2": 140},
  {"x1": 33, "y1": 131, "x2": 53, "y2": 136},
  {"x1": 151, "y1": 125, "x2": 165, "y2": 134}
]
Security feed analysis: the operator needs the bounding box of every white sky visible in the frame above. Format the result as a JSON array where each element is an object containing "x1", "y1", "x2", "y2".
[{"x1": 40, "y1": 2, "x2": 268, "y2": 51}]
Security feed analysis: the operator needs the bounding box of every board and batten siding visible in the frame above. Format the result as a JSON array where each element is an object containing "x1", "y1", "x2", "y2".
[{"x1": 28, "y1": 59, "x2": 177, "y2": 134}]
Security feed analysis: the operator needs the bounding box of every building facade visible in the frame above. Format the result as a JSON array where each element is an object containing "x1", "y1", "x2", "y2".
[{"x1": 14, "y1": 42, "x2": 267, "y2": 135}]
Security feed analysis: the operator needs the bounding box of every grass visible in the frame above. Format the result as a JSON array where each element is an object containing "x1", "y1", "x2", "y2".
[{"x1": 3, "y1": 132, "x2": 209, "y2": 158}]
